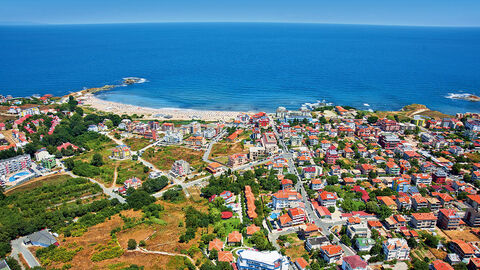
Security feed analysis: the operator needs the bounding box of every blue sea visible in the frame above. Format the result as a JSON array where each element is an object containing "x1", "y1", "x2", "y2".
[{"x1": 0, "y1": 23, "x2": 479, "y2": 114}]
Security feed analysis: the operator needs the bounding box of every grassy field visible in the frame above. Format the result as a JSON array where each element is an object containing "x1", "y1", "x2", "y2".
[
  {"x1": 72, "y1": 141, "x2": 149, "y2": 185},
  {"x1": 123, "y1": 137, "x2": 152, "y2": 151},
  {"x1": 143, "y1": 146, "x2": 205, "y2": 171},
  {"x1": 6, "y1": 173, "x2": 72, "y2": 194}
]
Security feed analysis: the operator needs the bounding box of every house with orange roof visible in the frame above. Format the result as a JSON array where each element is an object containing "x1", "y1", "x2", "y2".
[
  {"x1": 295, "y1": 257, "x2": 309, "y2": 270},
  {"x1": 395, "y1": 196, "x2": 412, "y2": 211},
  {"x1": 208, "y1": 238, "x2": 224, "y2": 251},
  {"x1": 246, "y1": 224, "x2": 260, "y2": 236},
  {"x1": 378, "y1": 196, "x2": 398, "y2": 211},
  {"x1": 410, "y1": 212, "x2": 437, "y2": 229},
  {"x1": 279, "y1": 208, "x2": 306, "y2": 227},
  {"x1": 245, "y1": 186, "x2": 257, "y2": 219},
  {"x1": 467, "y1": 257, "x2": 480, "y2": 270},
  {"x1": 318, "y1": 191, "x2": 337, "y2": 207},
  {"x1": 430, "y1": 260, "x2": 454, "y2": 270},
  {"x1": 358, "y1": 163, "x2": 376, "y2": 175},
  {"x1": 227, "y1": 231, "x2": 242, "y2": 245},
  {"x1": 385, "y1": 162, "x2": 400, "y2": 175},
  {"x1": 320, "y1": 244, "x2": 343, "y2": 263},
  {"x1": 281, "y1": 178, "x2": 293, "y2": 190},
  {"x1": 368, "y1": 220, "x2": 383, "y2": 229},
  {"x1": 228, "y1": 153, "x2": 248, "y2": 167},
  {"x1": 449, "y1": 239, "x2": 475, "y2": 260},
  {"x1": 465, "y1": 194, "x2": 480, "y2": 227},
  {"x1": 272, "y1": 190, "x2": 302, "y2": 209},
  {"x1": 412, "y1": 194, "x2": 428, "y2": 211},
  {"x1": 438, "y1": 209, "x2": 462, "y2": 230},
  {"x1": 434, "y1": 192, "x2": 454, "y2": 208},
  {"x1": 308, "y1": 135, "x2": 319, "y2": 146},
  {"x1": 217, "y1": 251, "x2": 233, "y2": 262},
  {"x1": 303, "y1": 223, "x2": 319, "y2": 237},
  {"x1": 383, "y1": 238, "x2": 410, "y2": 260},
  {"x1": 206, "y1": 162, "x2": 225, "y2": 174},
  {"x1": 310, "y1": 178, "x2": 324, "y2": 191},
  {"x1": 383, "y1": 215, "x2": 406, "y2": 231}
]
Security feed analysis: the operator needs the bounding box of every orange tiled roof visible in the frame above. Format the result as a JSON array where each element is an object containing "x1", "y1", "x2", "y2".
[
  {"x1": 320, "y1": 245, "x2": 343, "y2": 256},
  {"x1": 209, "y1": 238, "x2": 223, "y2": 251},
  {"x1": 218, "y1": 251, "x2": 234, "y2": 262}
]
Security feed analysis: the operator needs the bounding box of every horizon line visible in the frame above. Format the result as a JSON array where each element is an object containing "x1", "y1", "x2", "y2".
[{"x1": 1, "y1": 21, "x2": 480, "y2": 28}]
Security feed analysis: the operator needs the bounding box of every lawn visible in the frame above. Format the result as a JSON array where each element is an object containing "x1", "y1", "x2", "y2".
[{"x1": 143, "y1": 146, "x2": 205, "y2": 171}]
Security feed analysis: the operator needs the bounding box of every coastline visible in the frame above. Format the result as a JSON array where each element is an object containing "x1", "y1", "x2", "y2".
[{"x1": 80, "y1": 93, "x2": 245, "y2": 121}]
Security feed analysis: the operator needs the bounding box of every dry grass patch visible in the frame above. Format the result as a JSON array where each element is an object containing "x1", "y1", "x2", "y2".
[
  {"x1": 441, "y1": 229, "x2": 480, "y2": 242},
  {"x1": 124, "y1": 137, "x2": 152, "y2": 151},
  {"x1": 210, "y1": 142, "x2": 246, "y2": 158}
]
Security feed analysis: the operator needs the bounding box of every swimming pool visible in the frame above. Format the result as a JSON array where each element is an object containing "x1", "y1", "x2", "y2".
[{"x1": 9, "y1": 171, "x2": 30, "y2": 182}]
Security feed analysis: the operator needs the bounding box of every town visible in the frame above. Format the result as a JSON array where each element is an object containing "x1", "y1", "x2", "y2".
[{"x1": 0, "y1": 92, "x2": 480, "y2": 270}]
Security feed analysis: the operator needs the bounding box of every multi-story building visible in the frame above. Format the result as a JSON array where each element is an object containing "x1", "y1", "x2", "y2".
[
  {"x1": 437, "y1": 209, "x2": 462, "y2": 230},
  {"x1": 236, "y1": 250, "x2": 289, "y2": 270},
  {"x1": 346, "y1": 223, "x2": 371, "y2": 239},
  {"x1": 383, "y1": 238, "x2": 410, "y2": 261},
  {"x1": 465, "y1": 195, "x2": 480, "y2": 227},
  {"x1": 279, "y1": 208, "x2": 306, "y2": 227},
  {"x1": 427, "y1": 197, "x2": 441, "y2": 212},
  {"x1": 272, "y1": 190, "x2": 302, "y2": 209},
  {"x1": 318, "y1": 191, "x2": 337, "y2": 207},
  {"x1": 261, "y1": 133, "x2": 279, "y2": 154},
  {"x1": 410, "y1": 212, "x2": 437, "y2": 229},
  {"x1": 228, "y1": 154, "x2": 248, "y2": 167},
  {"x1": 111, "y1": 145, "x2": 131, "y2": 159},
  {"x1": 449, "y1": 240, "x2": 475, "y2": 260},
  {"x1": 305, "y1": 236, "x2": 330, "y2": 252},
  {"x1": 320, "y1": 245, "x2": 343, "y2": 264},
  {"x1": 0, "y1": 154, "x2": 32, "y2": 176},
  {"x1": 171, "y1": 159, "x2": 191, "y2": 177},
  {"x1": 412, "y1": 173, "x2": 432, "y2": 186},
  {"x1": 379, "y1": 133, "x2": 400, "y2": 150},
  {"x1": 249, "y1": 146, "x2": 266, "y2": 161},
  {"x1": 412, "y1": 195, "x2": 428, "y2": 211},
  {"x1": 124, "y1": 177, "x2": 142, "y2": 189}
]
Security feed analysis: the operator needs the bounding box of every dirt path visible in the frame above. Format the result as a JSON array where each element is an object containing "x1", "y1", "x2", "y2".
[
  {"x1": 130, "y1": 247, "x2": 198, "y2": 269},
  {"x1": 110, "y1": 162, "x2": 119, "y2": 188}
]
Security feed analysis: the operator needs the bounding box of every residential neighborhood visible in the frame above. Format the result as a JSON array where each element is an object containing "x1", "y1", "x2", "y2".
[{"x1": 0, "y1": 94, "x2": 480, "y2": 270}]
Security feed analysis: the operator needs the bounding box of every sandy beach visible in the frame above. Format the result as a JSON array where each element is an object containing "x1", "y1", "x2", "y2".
[{"x1": 80, "y1": 93, "x2": 246, "y2": 121}]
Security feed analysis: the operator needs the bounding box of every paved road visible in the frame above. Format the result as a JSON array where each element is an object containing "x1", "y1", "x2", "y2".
[
  {"x1": 11, "y1": 238, "x2": 40, "y2": 269},
  {"x1": 202, "y1": 130, "x2": 227, "y2": 163},
  {"x1": 65, "y1": 171, "x2": 126, "y2": 203},
  {"x1": 271, "y1": 121, "x2": 354, "y2": 256}
]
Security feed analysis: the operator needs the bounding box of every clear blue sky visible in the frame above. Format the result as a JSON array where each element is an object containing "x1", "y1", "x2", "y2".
[{"x1": 2, "y1": 0, "x2": 480, "y2": 26}]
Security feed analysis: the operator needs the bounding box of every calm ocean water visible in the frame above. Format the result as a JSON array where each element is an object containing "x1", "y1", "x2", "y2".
[{"x1": 0, "y1": 23, "x2": 479, "y2": 114}]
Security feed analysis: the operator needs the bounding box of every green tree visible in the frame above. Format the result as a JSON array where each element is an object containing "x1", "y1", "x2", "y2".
[
  {"x1": 127, "y1": 239, "x2": 137, "y2": 250},
  {"x1": 91, "y1": 153, "x2": 104, "y2": 167},
  {"x1": 127, "y1": 190, "x2": 156, "y2": 210},
  {"x1": 377, "y1": 204, "x2": 392, "y2": 220}
]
